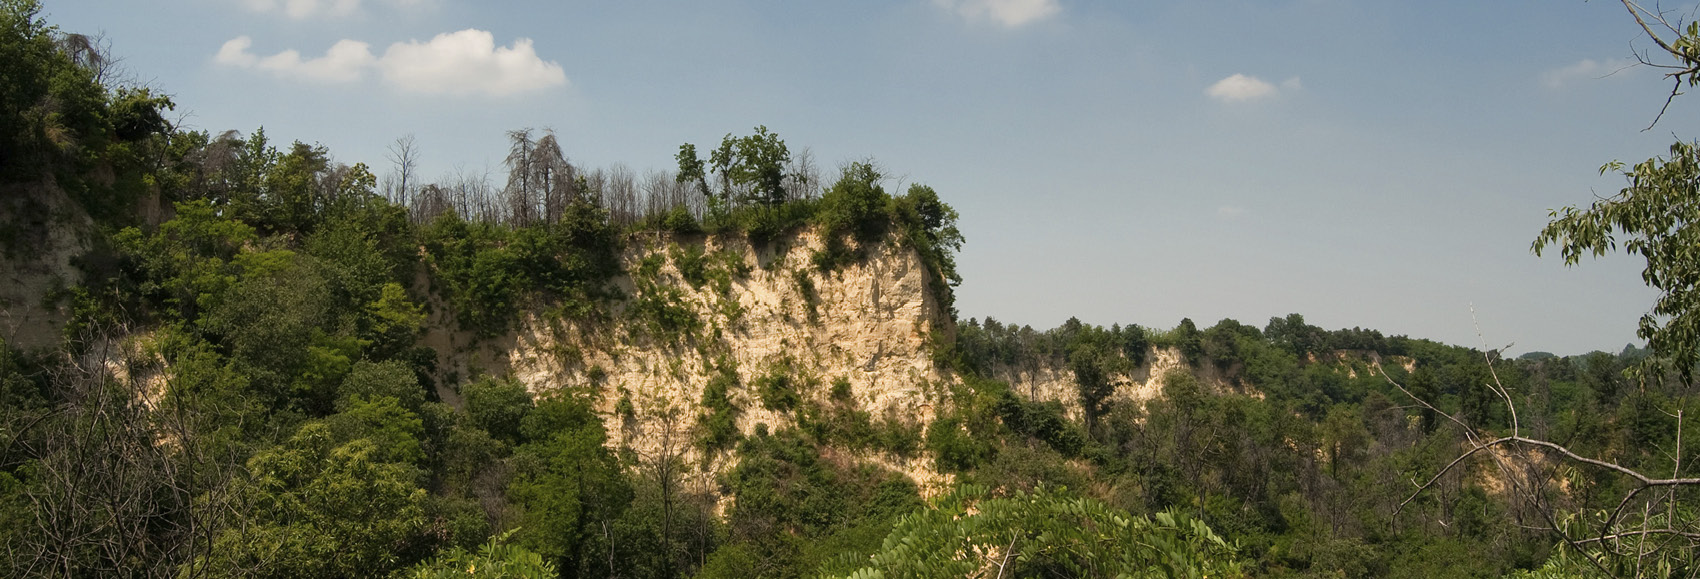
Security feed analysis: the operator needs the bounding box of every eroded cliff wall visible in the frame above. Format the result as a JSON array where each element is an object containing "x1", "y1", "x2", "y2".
[{"x1": 422, "y1": 227, "x2": 954, "y2": 488}]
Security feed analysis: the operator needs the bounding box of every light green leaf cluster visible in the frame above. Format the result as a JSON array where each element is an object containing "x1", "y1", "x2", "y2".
[
  {"x1": 407, "y1": 530, "x2": 558, "y2": 579},
  {"x1": 1535, "y1": 140, "x2": 1700, "y2": 377},
  {"x1": 194, "y1": 422, "x2": 428, "y2": 578},
  {"x1": 826, "y1": 485, "x2": 1244, "y2": 579}
]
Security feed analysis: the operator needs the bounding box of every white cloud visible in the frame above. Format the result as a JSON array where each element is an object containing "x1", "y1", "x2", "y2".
[
  {"x1": 240, "y1": 0, "x2": 427, "y2": 20},
  {"x1": 215, "y1": 29, "x2": 566, "y2": 97},
  {"x1": 1206, "y1": 73, "x2": 1297, "y2": 103},
  {"x1": 218, "y1": 36, "x2": 375, "y2": 82},
  {"x1": 243, "y1": 0, "x2": 360, "y2": 20},
  {"x1": 1542, "y1": 58, "x2": 1634, "y2": 88},
  {"x1": 935, "y1": 0, "x2": 1060, "y2": 28},
  {"x1": 379, "y1": 29, "x2": 566, "y2": 96},
  {"x1": 214, "y1": 36, "x2": 259, "y2": 67},
  {"x1": 1217, "y1": 205, "x2": 1246, "y2": 217}
]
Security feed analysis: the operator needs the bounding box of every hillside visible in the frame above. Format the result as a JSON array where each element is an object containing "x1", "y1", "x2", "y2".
[{"x1": 4, "y1": 3, "x2": 1699, "y2": 577}]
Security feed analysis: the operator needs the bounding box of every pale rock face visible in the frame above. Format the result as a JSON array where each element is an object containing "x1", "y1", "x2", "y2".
[
  {"x1": 418, "y1": 226, "x2": 1254, "y2": 497},
  {"x1": 424, "y1": 227, "x2": 954, "y2": 490},
  {"x1": 0, "y1": 181, "x2": 93, "y2": 350},
  {"x1": 989, "y1": 346, "x2": 1242, "y2": 421}
]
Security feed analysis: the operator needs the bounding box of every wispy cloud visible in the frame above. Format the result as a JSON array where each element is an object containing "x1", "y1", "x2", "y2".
[
  {"x1": 934, "y1": 0, "x2": 1060, "y2": 28},
  {"x1": 215, "y1": 29, "x2": 567, "y2": 97},
  {"x1": 240, "y1": 0, "x2": 428, "y2": 20},
  {"x1": 1206, "y1": 73, "x2": 1300, "y2": 103},
  {"x1": 216, "y1": 36, "x2": 375, "y2": 82},
  {"x1": 1541, "y1": 58, "x2": 1635, "y2": 88}
]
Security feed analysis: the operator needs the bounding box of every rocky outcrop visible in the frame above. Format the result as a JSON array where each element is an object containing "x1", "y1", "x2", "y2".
[
  {"x1": 423, "y1": 227, "x2": 952, "y2": 485},
  {"x1": 0, "y1": 180, "x2": 93, "y2": 350},
  {"x1": 988, "y1": 347, "x2": 1244, "y2": 420}
]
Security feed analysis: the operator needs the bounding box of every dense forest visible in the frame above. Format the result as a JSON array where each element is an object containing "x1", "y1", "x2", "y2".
[{"x1": 4, "y1": 1, "x2": 1700, "y2": 577}]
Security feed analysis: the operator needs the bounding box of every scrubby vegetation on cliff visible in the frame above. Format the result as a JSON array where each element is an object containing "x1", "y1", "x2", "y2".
[{"x1": 8, "y1": 1, "x2": 1700, "y2": 578}]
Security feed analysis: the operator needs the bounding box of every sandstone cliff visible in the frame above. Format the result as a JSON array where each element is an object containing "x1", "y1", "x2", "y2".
[{"x1": 421, "y1": 227, "x2": 955, "y2": 490}]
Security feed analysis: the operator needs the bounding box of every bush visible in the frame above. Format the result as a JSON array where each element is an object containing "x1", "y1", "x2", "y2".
[
  {"x1": 463, "y1": 376, "x2": 532, "y2": 445},
  {"x1": 815, "y1": 162, "x2": 889, "y2": 245},
  {"x1": 408, "y1": 530, "x2": 557, "y2": 578},
  {"x1": 660, "y1": 205, "x2": 700, "y2": 234},
  {"x1": 755, "y1": 365, "x2": 801, "y2": 412},
  {"x1": 697, "y1": 364, "x2": 742, "y2": 453},
  {"x1": 339, "y1": 359, "x2": 425, "y2": 412}
]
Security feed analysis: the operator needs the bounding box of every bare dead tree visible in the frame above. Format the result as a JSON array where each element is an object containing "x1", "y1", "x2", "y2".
[
  {"x1": 4, "y1": 313, "x2": 243, "y2": 578},
  {"x1": 530, "y1": 131, "x2": 575, "y2": 225},
  {"x1": 639, "y1": 169, "x2": 702, "y2": 223},
  {"x1": 783, "y1": 146, "x2": 820, "y2": 202},
  {"x1": 604, "y1": 164, "x2": 638, "y2": 227},
  {"x1": 55, "y1": 32, "x2": 123, "y2": 87},
  {"x1": 504, "y1": 129, "x2": 536, "y2": 226},
  {"x1": 386, "y1": 134, "x2": 420, "y2": 210},
  {"x1": 410, "y1": 183, "x2": 449, "y2": 223}
]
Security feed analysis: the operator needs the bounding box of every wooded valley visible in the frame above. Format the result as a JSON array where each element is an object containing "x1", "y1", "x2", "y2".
[{"x1": 4, "y1": 1, "x2": 1700, "y2": 577}]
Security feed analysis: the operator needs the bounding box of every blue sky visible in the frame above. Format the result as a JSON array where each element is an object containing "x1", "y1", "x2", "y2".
[{"x1": 45, "y1": 0, "x2": 1700, "y2": 355}]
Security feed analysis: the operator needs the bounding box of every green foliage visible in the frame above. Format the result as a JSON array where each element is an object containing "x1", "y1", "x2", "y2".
[
  {"x1": 421, "y1": 202, "x2": 621, "y2": 336},
  {"x1": 425, "y1": 403, "x2": 505, "y2": 496},
  {"x1": 671, "y1": 243, "x2": 709, "y2": 288},
  {"x1": 659, "y1": 204, "x2": 701, "y2": 233},
  {"x1": 1173, "y1": 317, "x2": 1204, "y2": 366},
  {"x1": 755, "y1": 361, "x2": 802, "y2": 412},
  {"x1": 507, "y1": 393, "x2": 629, "y2": 575},
  {"x1": 627, "y1": 252, "x2": 701, "y2": 342},
  {"x1": 408, "y1": 530, "x2": 557, "y2": 579},
  {"x1": 1064, "y1": 317, "x2": 1138, "y2": 432},
  {"x1": 793, "y1": 270, "x2": 820, "y2": 322},
  {"x1": 926, "y1": 381, "x2": 1002, "y2": 472},
  {"x1": 0, "y1": 0, "x2": 59, "y2": 175},
  {"x1": 996, "y1": 389, "x2": 1087, "y2": 457},
  {"x1": 1535, "y1": 139, "x2": 1700, "y2": 378},
  {"x1": 110, "y1": 199, "x2": 256, "y2": 320},
  {"x1": 195, "y1": 251, "x2": 357, "y2": 414},
  {"x1": 199, "y1": 423, "x2": 429, "y2": 578},
  {"x1": 798, "y1": 397, "x2": 924, "y2": 459},
  {"x1": 715, "y1": 429, "x2": 924, "y2": 578},
  {"x1": 0, "y1": 0, "x2": 173, "y2": 195},
  {"x1": 463, "y1": 376, "x2": 532, "y2": 445},
  {"x1": 668, "y1": 242, "x2": 748, "y2": 326},
  {"x1": 888, "y1": 183, "x2": 964, "y2": 313},
  {"x1": 326, "y1": 395, "x2": 426, "y2": 465},
  {"x1": 339, "y1": 359, "x2": 425, "y2": 412},
  {"x1": 678, "y1": 126, "x2": 799, "y2": 207},
  {"x1": 816, "y1": 161, "x2": 890, "y2": 249},
  {"x1": 697, "y1": 363, "x2": 743, "y2": 453},
  {"x1": 824, "y1": 485, "x2": 1244, "y2": 579}
]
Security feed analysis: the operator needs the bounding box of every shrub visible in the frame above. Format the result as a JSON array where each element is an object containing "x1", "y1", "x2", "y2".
[
  {"x1": 755, "y1": 364, "x2": 801, "y2": 412},
  {"x1": 697, "y1": 363, "x2": 742, "y2": 453},
  {"x1": 463, "y1": 376, "x2": 532, "y2": 445}
]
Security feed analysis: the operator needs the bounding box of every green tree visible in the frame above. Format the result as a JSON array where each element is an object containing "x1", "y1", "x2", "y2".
[
  {"x1": 198, "y1": 423, "x2": 429, "y2": 578},
  {"x1": 408, "y1": 530, "x2": 557, "y2": 579},
  {"x1": 463, "y1": 376, "x2": 532, "y2": 445},
  {"x1": 676, "y1": 125, "x2": 799, "y2": 207},
  {"x1": 508, "y1": 394, "x2": 629, "y2": 575},
  {"x1": 822, "y1": 485, "x2": 1244, "y2": 579}
]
